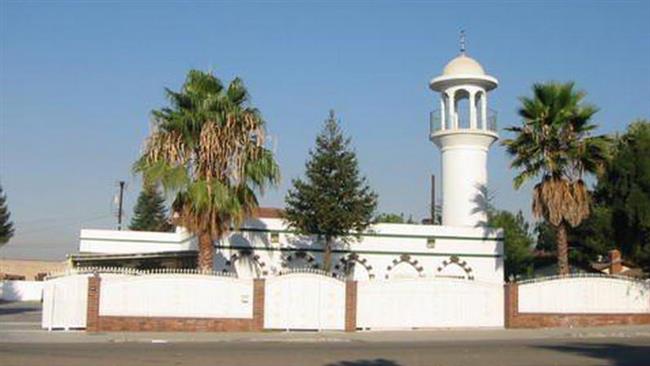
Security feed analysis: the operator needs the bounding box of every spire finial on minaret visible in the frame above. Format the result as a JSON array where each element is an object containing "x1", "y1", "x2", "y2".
[{"x1": 460, "y1": 29, "x2": 466, "y2": 55}]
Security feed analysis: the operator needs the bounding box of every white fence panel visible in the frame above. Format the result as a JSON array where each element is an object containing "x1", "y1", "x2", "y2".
[
  {"x1": 357, "y1": 278, "x2": 503, "y2": 329},
  {"x1": 0, "y1": 281, "x2": 43, "y2": 301},
  {"x1": 99, "y1": 275, "x2": 253, "y2": 318},
  {"x1": 264, "y1": 273, "x2": 345, "y2": 330},
  {"x1": 41, "y1": 274, "x2": 91, "y2": 330},
  {"x1": 518, "y1": 276, "x2": 650, "y2": 314}
]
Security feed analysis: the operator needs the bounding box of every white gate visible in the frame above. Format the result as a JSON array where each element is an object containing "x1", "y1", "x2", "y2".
[
  {"x1": 41, "y1": 274, "x2": 91, "y2": 330},
  {"x1": 264, "y1": 272, "x2": 345, "y2": 331}
]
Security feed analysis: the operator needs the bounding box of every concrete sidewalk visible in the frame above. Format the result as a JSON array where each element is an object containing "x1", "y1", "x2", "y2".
[{"x1": 3, "y1": 324, "x2": 650, "y2": 344}]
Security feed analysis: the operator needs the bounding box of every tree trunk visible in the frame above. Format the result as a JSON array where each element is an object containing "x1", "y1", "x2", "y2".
[
  {"x1": 198, "y1": 231, "x2": 214, "y2": 273},
  {"x1": 555, "y1": 222, "x2": 570, "y2": 276},
  {"x1": 323, "y1": 237, "x2": 333, "y2": 272}
]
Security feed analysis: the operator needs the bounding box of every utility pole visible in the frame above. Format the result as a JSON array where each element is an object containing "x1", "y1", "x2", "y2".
[{"x1": 117, "y1": 181, "x2": 125, "y2": 230}]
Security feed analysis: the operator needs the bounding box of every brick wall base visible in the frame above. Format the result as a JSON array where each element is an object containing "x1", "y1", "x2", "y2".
[
  {"x1": 96, "y1": 316, "x2": 260, "y2": 332},
  {"x1": 507, "y1": 312, "x2": 650, "y2": 328},
  {"x1": 505, "y1": 283, "x2": 650, "y2": 329},
  {"x1": 87, "y1": 276, "x2": 265, "y2": 332}
]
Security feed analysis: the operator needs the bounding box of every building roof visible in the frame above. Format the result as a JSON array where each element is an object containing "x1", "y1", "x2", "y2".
[
  {"x1": 69, "y1": 250, "x2": 197, "y2": 262},
  {"x1": 252, "y1": 207, "x2": 283, "y2": 219},
  {"x1": 591, "y1": 259, "x2": 645, "y2": 278}
]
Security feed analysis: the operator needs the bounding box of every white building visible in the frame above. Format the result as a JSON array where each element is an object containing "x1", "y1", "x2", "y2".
[{"x1": 74, "y1": 45, "x2": 504, "y2": 284}]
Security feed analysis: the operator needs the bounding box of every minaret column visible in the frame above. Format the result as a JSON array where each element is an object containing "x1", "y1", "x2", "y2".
[
  {"x1": 439, "y1": 97, "x2": 446, "y2": 131},
  {"x1": 481, "y1": 93, "x2": 488, "y2": 130},
  {"x1": 448, "y1": 91, "x2": 456, "y2": 129},
  {"x1": 469, "y1": 91, "x2": 477, "y2": 129}
]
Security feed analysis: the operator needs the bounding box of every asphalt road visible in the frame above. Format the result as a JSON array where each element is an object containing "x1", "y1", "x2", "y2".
[
  {"x1": 2, "y1": 301, "x2": 650, "y2": 366},
  {"x1": 2, "y1": 337, "x2": 650, "y2": 366}
]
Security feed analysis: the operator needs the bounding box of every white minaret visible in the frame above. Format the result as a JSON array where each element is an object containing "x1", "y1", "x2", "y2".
[{"x1": 429, "y1": 35, "x2": 498, "y2": 227}]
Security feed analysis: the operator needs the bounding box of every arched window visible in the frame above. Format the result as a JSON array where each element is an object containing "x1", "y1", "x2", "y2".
[
  {"x1": 454, "y1": 89, "x2": 471, "y2": 129},
  {"x1": 442, "y1": 93, "x2": 451, "y2": 130},
  {"x1": 474, "y1": 91, "x2": 484, "y2": 129}
]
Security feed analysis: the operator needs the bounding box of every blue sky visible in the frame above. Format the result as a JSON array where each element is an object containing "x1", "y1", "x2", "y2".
[{"x1": 1, "y1": 1, "x2": 648, "y2": 259}]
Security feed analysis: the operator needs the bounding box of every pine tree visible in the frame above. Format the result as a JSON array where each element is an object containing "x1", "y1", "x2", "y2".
[
  {"x1": 129, "y1": 184, "x2": 173, "y2": 232},
  {"x1": 0, "y1": 183, "x2": 14, "y2": 246},
  {"x1": 284, "y1": 110, "x2": 378, "y2": 271}
]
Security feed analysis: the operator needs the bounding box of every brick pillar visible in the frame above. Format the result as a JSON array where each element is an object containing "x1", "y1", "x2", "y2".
[
  {"x1": 86, "y1": 273, "x2": 101, "y2": 332},
  {"x1": 345, "y1": 281, "x2": 357, "y2": 332},
  {"x1": 504, "y1": 282, "x2": 518, "y2": 329},
  {"x1": 609, "y1": 249, "x2": 622, "y2": 274},
  {"x1": 252, "y1": 279, "x2": 265, "y2": 331}
]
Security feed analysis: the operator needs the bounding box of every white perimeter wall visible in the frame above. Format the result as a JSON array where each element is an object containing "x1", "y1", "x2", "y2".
[
  {"x1": 357, "y1": 278, "x2": 503, "y2": 329},
  {"x1": 0, "y1": 281, "x2": 43, "y2": 301},
  {"x1": 264, "y1": 273, "x2": 345, "y2": 330},
  {"x1": 99, "y1": 275, "x2": 253, "y2": 318},
  {"x1": 518, "y1": 277, "x2": 650, "y2": 314}
]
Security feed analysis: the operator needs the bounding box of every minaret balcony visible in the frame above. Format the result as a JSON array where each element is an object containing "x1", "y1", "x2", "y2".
[{"x1": 429, "y1": 108, "x2": 497, "y2": 140}]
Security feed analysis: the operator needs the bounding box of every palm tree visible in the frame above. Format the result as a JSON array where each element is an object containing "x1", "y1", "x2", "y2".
[
  {"x1": 503, "y1": 82, "x2": 610, "y2": 275},
  {"x1": 134, "y1": 70, "x2": 280, "y2": 272}
]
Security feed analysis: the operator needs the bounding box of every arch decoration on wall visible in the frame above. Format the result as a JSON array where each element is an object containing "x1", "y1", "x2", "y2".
[
  {"x1": 385, "y1": 254, "x2": 424, "y2": 279},
  {"x1": 334, "y1": 253, "x2": 375, "y2": 279},
  {"x1": 281, "y1": 250, "x2": 320, "y2": 269},
  {"x1": 224, "y1": 248, "x2": 268, "y2": 277},
  {"x1": 436, "y1": 255, "x2": 474, "y2": 280}
]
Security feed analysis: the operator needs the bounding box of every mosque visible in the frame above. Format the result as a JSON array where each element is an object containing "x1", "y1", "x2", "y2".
[{"x1": 72, "y1": 43, "x2": 505, "y2": 284}]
